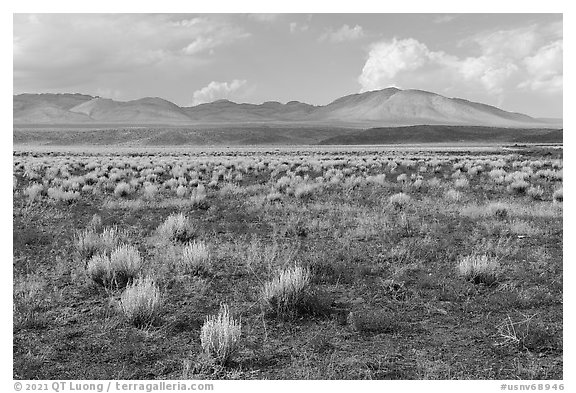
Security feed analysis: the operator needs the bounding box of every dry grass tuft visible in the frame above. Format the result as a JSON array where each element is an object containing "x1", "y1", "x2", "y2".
[
  {"x1": 157, "y1": 213, "x2": 195, "y2": 243},
  {"x1": 261, "y1": 265, "x2": 312, "y2": 318},
  {"x1": 180, "y1": 241, "x2": 211, "y2": 275},
  {"x1": 75, "y1": 227, "x2": 120, "y2": 260},
  {"x1": 86, "y1": 244, "x2": 141, "y2": 288},
  {"x1": 119, "y1": 277, "x2": 162, "y2": 327},
  {"x1": 457, "y1": 254, "x2": 500, "y2": 285},
  {"x1": 200, "y1": 304, "x2": 242, "y2": 365}
]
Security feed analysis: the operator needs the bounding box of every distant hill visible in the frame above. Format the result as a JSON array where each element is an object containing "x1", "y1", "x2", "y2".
[
  {"x1": 318, "y1": 125, "x2": 563, "y2": 145},
  {"x1": 13, "y1": 88, "x2": 561, "y2": 128},
  {"x1": 13, "y1": 125, "x2": 562, "y2": 146},
  {"x1": 13, "y1": 126, "x2": 360, "y2": 146}
]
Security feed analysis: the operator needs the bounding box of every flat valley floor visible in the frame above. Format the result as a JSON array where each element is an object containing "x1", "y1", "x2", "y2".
[{"x1": 13, "y1": 145, "x2": 563, "y2": 380}]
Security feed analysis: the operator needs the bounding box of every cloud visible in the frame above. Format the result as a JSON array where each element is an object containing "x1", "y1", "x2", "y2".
[
  {"x1": 248, "y1": 14, "x2": 280, "y2": 23},
  {"x1": 13, "y1": 14, "x2": 249, "y2": 90},
  {"x1": 192, "y1": 79, "x2": 248, "y2": 105},
  {"x1": 519, "y1": 40, "x2": 563, "y2": 93},
  {"x1": 320, "y1": 24, "x2": 365, "y2": 43},
  {"x1": 289, "y1": 22, "x2": 309, "y2": 34},
  {"x1": 358, "y1": 23, "x2": 563, "y2": 97},
  {"x1": 359, "y1": 38, "x2": 432, "y2": 89},
  {"x1": 433, "y1": 15, "x2": 457, "y2": 24}
]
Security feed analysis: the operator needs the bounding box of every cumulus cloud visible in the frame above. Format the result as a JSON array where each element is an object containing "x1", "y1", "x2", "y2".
[
  {"x1": 358, "y1": 23, "x2": 563, "y2": 97},
  {"x1": 192, "y1": 80, "x2": 248, "y2": 105},
  {"x1": 519, "y1": 40, "x2": 563, "y2": 93},
  {"x1": 320, "y1": 24, "x2": 365, "y2": 43}
]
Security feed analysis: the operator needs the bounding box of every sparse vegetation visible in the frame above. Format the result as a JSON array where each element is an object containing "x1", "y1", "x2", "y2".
[{"x1": 13, "y1": 145, "x2": 562, "y2": 380}]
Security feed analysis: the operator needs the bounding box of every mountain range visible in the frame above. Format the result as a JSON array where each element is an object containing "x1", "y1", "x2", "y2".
[{"x1": 13, "y1": 88, "x2": 562, "y2": 128}]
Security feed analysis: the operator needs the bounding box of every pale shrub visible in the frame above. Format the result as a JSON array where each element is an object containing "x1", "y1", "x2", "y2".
[
  {"x1": 143, "y1": 184, "x2": 158, "y2": 200},
  {"x1": 553, "y1": 188, "x2": 563, "y2": 203},
  {"x1": 526, "y1": 186, "x2": 544, "y2": 201},
  {"x1": 261, "y1": 266, "x2": 312, "y2": 318},
  {"x1": 114, "y1": 182, "x2": 132, "y2": 197},
  {"x1": 266, "y1": 192, "x2": 283, "y2": 203},
  {"x1": 24, "y1": 183, "x2": 44, "y2": 202},
  {"x1": 445, "y1": 189, "x2": 463, "y2": 202},
  {"x1": 109, "y1": 245, "x2": 142, "y2": 286},
  {"x1": 454, "y1": 178, "x2": 469, "y2": 189},
  {"x1": 509, "y1": 180, "x2": 530, "y2": 194},
  {"x1": 190, "y1": 184, "x2": 207, "y2": 207},
  {"x1": 294, "y1": 183, "x2": 319, "y2": 199},
  {"x1": 176, "y1": 185, "x2": 187, "y2": 198},
  {"x1": 487, "y1": 202, "x2": 510, "y2": 219},
  {"x1": 157, "y1": 213, "x2": 195, "y2": 243},
  {"x1": 87, "y1": 244, "x2": 141, "y2": 288},
  {"x1": 457, "y1": 254, "x2": 500, "y2": 285},
  {"x1": 120, "y1": 277, "x2": 162, "y2": 327},
  {"x1": 180, "y1": 241, "x2": 211, "y2": 275},
  {"x1": 396, "y1": 173, "x2": 408, "y2": 183},
  {"x1": 200, "y1": 304, "x2": 242, "y2": 365},
  {"x1": 427, "y1": 178, "x2": 441, "y2": 188},
  {"x1": 75, "y1": 227, "x2": 119, "y2": 260},
  {"x1": 366, "y1": 174, "x2": 386, "y2": 185},
  {"x1": 47, "y1": 187, "x2": 80, "y2": 202},
  {"x1": 86, "y1": 254, "x2": 114, "y2": 287},
  {"x1": 389, "y1": 192, "x2": 411, "y2": 209}
]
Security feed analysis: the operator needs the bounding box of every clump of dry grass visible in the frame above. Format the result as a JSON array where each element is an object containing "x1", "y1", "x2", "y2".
[
  {"x1": 294, "y1": 183, "x2": 319, "y2": 199},
  {"x1": 261, "y1": 265, "x2": 312, "y2": 318},
  {"x1": 13, "y1": 274, "x2": 47, "y2": 330},
  {"x1": 454, "y1": 177, "x2": 469, "y2": 189},
  {"x1": 157, "y1": 212, "x2": 195, "y2": 243},
  {"x1": 445, "y1": 189, "x2": 463, "y2": 202},
  {"x1": 114, "y1": 182, "x2": 132, "y2": 197},
  {"x1": 75, "y1": 227, "x2": 120, "y2": 260},
  {"x1": 24, "y1": 183, "x2": 44, "y2": 202},
  {"x1": 180, "y1": 241, "x2": 211, "y2": 275},
  {"x1": 527, "y1": 186, "x2": 545, "y2": 201},
  {"x1": 266, "y1": 191, "x2": 283, "y2": 203},
  {"x1": 389, "y1": 192, "x2": 411, "y2": 209},
  {"x1": 119, "y1": 277, "x2": 162, "y2": 327},
  {"x1": 190, "y1": 184, "x2": 207, "y2": 207},
  {"x1": 553, "y1": 188, "x2": 562, "y2": 203},
  {"x1": 509, "y1": 180, "x2": 530, "y2": 194},
  {"x1": 457, "y1": 254, "x2": 500, "y2": 285},
  {"x1": 200, "y1": 304, "x2": 242, "y2": 366},
  {"x1": 86, "y1": 244, "x2": 141, "y2": 288},
  {"x1": 487, "y1": 202, "x2": 510, "y2": 219}
]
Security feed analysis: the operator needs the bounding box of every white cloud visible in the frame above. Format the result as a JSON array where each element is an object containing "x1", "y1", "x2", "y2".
[
  {"x1": 248, "y1": 14, "x2": 280, "y2": 23},
  {"x1": 181, "y1": 37, "x2": 217, "y2": 56},
  {"x1": 519, "y1": 40, "x2": 563, "y2": 93},
  {"x1": 433, "y1": 15, "x2": 457, "y2": 24},
  {"x1": 289, "y1": 22, "x2": 309, "y2": 34},
  {"x1": 192, "y1": 80, "x2": 248, "y2": 105},
  {"x1": 358, "y1": 23, "x2": 563, "y2": 97},
  {"x1": 320, "y1": 24, "x2": 365, "y2": 43},
  {"x1": 359, "y1": 38, "x2": 431, "y2": 89}
]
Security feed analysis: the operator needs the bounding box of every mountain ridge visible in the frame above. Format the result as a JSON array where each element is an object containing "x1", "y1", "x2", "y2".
[{"x1": 13, "y1": 88, "x2": 562, "y2": 128}]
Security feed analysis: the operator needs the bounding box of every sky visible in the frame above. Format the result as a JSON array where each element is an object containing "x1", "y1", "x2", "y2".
[{"x1": 13, "y1": 13, "x2": 563, "y2": 118}]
